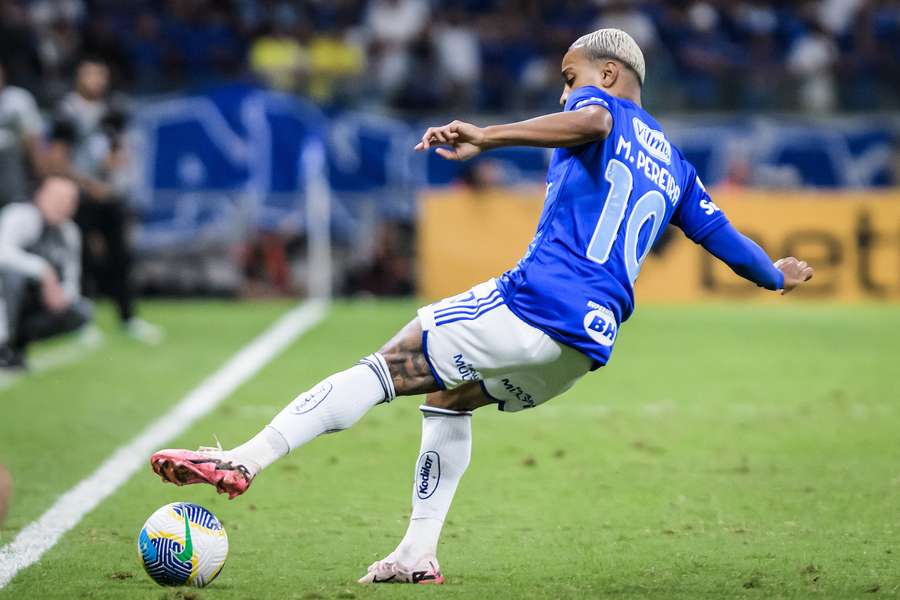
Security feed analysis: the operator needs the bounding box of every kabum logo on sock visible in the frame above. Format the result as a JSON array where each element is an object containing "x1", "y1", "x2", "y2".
[
  {"x1": 416, "y1": 451, "x2": 441, "y2": 499},
  {"x1": 290, "y1": 381, "x2": 334, "y2": 415}
]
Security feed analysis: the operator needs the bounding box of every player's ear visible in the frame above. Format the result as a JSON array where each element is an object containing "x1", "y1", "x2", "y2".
[{"x1": 600, "y1": 60, "x2": 618, "y2": 89}]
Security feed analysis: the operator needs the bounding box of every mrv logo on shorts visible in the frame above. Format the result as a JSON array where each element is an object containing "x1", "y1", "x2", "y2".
[
  {"x1": 453, "y1": 353, "x2": 480, "y2": 381},
  {"x1": 416, "y1": 451, "x2": 441, "y2": 499},
  {"x1": 583, "y1": 304, "x2": 617, "y2": 347}
]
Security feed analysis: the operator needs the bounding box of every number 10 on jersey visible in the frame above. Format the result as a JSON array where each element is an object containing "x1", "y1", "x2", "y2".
[{"x1": 586, "y1": 158, "x2": 667, "y2": 286}]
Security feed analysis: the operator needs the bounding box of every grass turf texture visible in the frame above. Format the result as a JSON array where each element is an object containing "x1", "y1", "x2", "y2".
[{"x1": 0, "y1": 300, "x2": 898, "y2": 599}]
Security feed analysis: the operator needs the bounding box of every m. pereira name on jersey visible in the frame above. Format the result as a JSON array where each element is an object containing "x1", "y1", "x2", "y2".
[{"x1": 615, "y1": 134, "x2": 682, "y2": 204}]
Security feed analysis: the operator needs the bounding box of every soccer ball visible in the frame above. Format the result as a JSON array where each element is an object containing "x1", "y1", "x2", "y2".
[{"x1": 137, "y1": 502, "x2": 228, "y2": 587}]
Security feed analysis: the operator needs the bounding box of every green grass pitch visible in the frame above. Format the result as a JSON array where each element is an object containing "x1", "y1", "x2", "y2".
[{"x1": 1, "y1": 300, "x2": 899, "y2": 599}]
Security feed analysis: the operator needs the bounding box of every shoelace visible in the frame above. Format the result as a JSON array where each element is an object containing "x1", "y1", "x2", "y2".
[
  {"x1": 196, "y1": 434, "x2": 224, "y2": 453},
  {"x1": 196, "y1": 437, "x2": 255, "y2": 482}
]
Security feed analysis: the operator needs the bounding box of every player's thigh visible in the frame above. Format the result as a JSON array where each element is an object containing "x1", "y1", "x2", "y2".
[
  {"x1": 418, "y1": 279, "x2": 568, "y2": 389},
  {"x1": 423, "y1": 382, "x2": 496, "y2": 413},
  {"x1": 376, "y1": 313, "x2": 501, "y2": 399},
  {"x1": 376, "y1": 318, "x2": 497, "y2": 405},
  {"x1": 481, "y1": 343, "x2": 592, "y2": 412}
]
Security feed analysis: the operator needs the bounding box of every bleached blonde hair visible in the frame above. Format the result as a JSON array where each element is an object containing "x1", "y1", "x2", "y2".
[{"x1": 571, "y1": 28, "x2": 646, "y2": 85}]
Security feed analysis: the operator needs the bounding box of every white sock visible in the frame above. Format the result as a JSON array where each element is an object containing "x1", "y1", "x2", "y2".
[
  {"x1": 236, "y1": 353, "x2": 395, "y2": 471},
  {"x1": 395, "y1": 405, "x2": 472, "y2": 565},
  {"x1": 230, "y1": 426, "x2": 289, "y2": 474}
]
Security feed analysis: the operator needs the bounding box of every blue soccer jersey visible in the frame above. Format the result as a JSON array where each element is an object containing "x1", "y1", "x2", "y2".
[{"x1": 496, "y1": 86, "x2": 728, "y2": 365}]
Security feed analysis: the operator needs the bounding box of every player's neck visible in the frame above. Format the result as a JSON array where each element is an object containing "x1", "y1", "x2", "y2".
[
  {"x1": 607, "y1": 86, "x2": 642, "y2": 107},
  {"x1": 600, "y1": 78, "x2": 641, "y2": 106}
]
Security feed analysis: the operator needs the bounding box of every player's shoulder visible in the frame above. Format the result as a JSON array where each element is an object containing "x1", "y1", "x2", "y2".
[
  {"x1": 666, "y1": 139, "x2": 693, "y2": 175},
  {"x1": 663, "y1": 140, "x2": 706, "y2": 204},
  {"x1": 630, "y1": 108, "x2": 691, "y2": 171},
  {"x1": 628, "y1": 107, "x2": 700, "y2": 193},
  {"x1": 565, "y1": 86, "x2": 617, "y2": 114},
  {"x1": 623, "y1": 105, "x2": 679, "y2": 165}
]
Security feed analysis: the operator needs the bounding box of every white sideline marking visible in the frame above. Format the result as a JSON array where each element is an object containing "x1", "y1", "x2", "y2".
[{"x1": 0, "y1": 300, "x2": 328, "y2": 589}]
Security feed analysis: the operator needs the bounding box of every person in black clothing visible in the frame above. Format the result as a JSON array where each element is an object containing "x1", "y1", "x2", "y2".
[{"x1": 50, "y1": 57, "x2": 162, "y2": 344}]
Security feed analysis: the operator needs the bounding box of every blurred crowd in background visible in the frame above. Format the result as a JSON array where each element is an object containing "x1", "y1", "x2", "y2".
[
  {"x1": 0, "y1": 0, "x2": 898, "y2": 353},
  {"x1": 1, "y1": 0, "x2": 899, "y2": 114},
  {"x1": 1, "y1": 54, "x2": 160, "y2": 369}
]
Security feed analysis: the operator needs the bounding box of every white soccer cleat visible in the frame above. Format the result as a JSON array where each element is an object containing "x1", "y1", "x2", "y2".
[
  {"x1": 357, "y1": 553, "x2": 444, "y2": 585},
  {"x1": 124, "y1": 318, "x2": 164, "y2": 345},
  {"x1": 77, "y1": 324, "x2": 104, "y2": 348}
]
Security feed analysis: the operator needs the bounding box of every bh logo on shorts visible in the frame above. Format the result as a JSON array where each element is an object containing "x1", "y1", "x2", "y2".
[
  {"x1": 290, "y1": 382, "x2": 333, "y2": 415},
  {"x1": 416, "y1": 451, "x2": 441, "y2": 499},
  {"x1": 583, "y1": 305, "x2": 617, "y2": 347}
]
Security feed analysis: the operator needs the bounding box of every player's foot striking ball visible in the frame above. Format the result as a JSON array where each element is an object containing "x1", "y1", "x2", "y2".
[
  {"x1": 151, "y1": 28, "x2": 815, "y2": 584},
  {"x1": 151, "y1": 446, "x2": 255, "y2": 499},
  {"x1": 138, "y1": 502, "x2": 228, "y2": 587}
]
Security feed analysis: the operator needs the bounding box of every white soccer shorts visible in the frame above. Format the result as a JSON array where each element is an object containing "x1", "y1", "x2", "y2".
[{"x1": 417, "y1": 279, "x2": 592, "y2": 412}]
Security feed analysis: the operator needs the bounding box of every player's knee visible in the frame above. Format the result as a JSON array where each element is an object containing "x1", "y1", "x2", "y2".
[
  {"x1": 424, "y1": 385, "x2": 494, "y2": 412},
  {"x1": 373, "y1": 318, "x2": 442, "y2": 397},
  {"x1": 424, "y1": 391, "x2": 455, "y2": 410}
]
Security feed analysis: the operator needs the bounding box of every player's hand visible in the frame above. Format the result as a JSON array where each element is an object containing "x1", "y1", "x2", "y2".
[
  {"x1": 41, "y1": 270, "x2": 69, "y2": 313},
  {"x1": 774, "y1": 257, "x2": 814, "y2": 295},
  {"x1": 415, "y1": 120, "x2": 485, "y2": 161}
]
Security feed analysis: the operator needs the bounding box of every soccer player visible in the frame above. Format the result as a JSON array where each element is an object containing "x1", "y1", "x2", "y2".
[{"x1": 150, "y1": 29, "x2": 814, "y2": 585}]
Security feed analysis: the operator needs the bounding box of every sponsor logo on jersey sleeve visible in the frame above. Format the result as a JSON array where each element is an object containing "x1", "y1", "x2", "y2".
[
  {"x1": 699, "y1": 197, "x2": 721, "y2": 216},
  {"x1": 583, "y1": 305, "x2": 618, "y2": 347},
  {"x1": 632, "y1": 117, "x2": 671, "y2": 164}
]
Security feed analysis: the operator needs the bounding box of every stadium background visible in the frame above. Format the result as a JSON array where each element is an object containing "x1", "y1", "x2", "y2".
[
  {"x1": 3, "y1": 0, "x2": 899, "y2": 300},
  {"x1": 1, "y1": 1, "x2": 899, "y2": 598}
]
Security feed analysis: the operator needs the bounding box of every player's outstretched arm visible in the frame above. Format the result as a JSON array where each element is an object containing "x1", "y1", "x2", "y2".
[
  {"x1": 415, "y1": 107, "x2": 611, "y2": 161},
  {"x1": 700, "y1": 222, "x2": 813, "y2": 295}
]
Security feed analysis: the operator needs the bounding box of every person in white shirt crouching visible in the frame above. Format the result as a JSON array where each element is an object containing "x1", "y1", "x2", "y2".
[{"x1": 0, "y1": 176, "x2": 92, "y2": 369}]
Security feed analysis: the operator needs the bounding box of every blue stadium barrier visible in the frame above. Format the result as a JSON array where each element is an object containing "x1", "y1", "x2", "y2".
[{"x1": 130, "y1": 85, "x2": 897, "y2": 250}]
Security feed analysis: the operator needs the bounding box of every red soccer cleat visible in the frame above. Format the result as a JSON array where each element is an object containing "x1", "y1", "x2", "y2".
[{"x1": 150, "y1": 447, "x2": 255, "y2": 499}]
